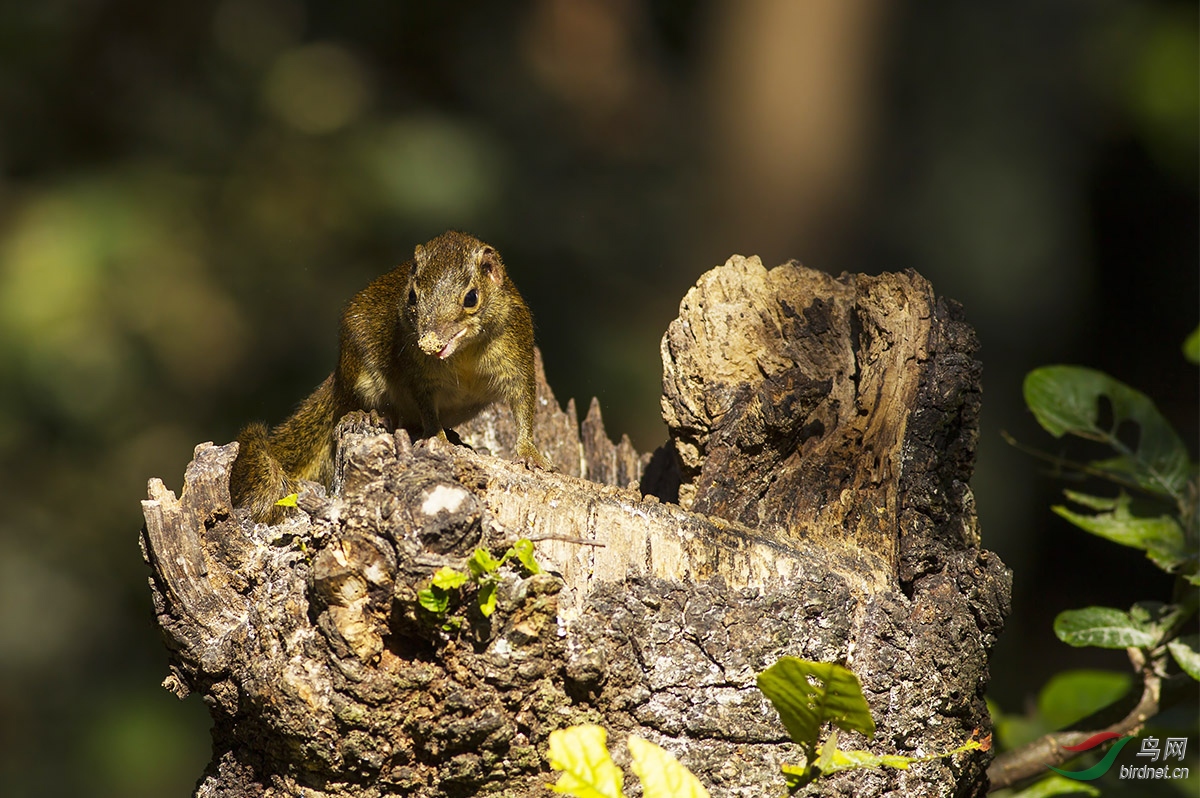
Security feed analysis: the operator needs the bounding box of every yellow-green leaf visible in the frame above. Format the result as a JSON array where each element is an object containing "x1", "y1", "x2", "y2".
[
  {"x1": 417, "y1": 587, "x2": 449, "y2": 614},
  {"x1": 547, "y1": 725, "x2": 624, "y2": 798},
  {"x1": 780, "y1": 763, "x2": 808, "y2": 779},
  {"x1": 786, "y1": 729, "x2": 986, "y2": 785},
  {"x1": 507, "y1": 538, "x2": 543, "y2": 574},
  {"x1": 431, "y1": 567, "x2": 468, "y2": 590},
  {"x1": 628, "y1": 735, "x2": 710, "y2": 798},
  {"x1": 824, "y1": 748, "x2": 913, "y2": 772},
  {"x1": 468, "y1": 547, "x2": 503, "y2": 579},
  {"x1": 814, "y1": 730, "x2": 911, "y2": 775},
  {"x1": 274, "y1": 493, "x2": 299, "y2": 507},
  {"x1": 477, "y1": 581, "x2": 498, "y2": 617}
]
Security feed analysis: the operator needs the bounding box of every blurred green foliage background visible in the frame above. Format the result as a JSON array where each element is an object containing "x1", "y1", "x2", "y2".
[{"x1": 0, "y1": 1, "x2": 1194, "y2": 795}]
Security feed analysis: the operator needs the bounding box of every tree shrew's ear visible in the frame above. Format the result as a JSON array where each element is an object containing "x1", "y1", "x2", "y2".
[
  {"x1": 479, "y1": 245, "x2": 505, "y2": 286},
  {"x1": 414, "y1": 244, "x2": 428, "y2": 271}
]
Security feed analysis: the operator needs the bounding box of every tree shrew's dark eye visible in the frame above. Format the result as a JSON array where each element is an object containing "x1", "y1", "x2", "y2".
[
  {"x1": 408, "y1": 288, "x2": 417, "y2": 307},
  {"x1": 463, "y1": 288, "x2": 478, "y2": 309}
]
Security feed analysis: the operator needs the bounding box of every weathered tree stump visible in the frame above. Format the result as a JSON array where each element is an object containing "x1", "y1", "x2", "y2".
[{"x1": 141, "y1": 255, "x2": 1010, "y2": 797}]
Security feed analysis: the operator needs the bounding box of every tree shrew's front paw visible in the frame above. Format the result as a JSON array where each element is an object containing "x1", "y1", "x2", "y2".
[{"x1": 336, "y1": 409, "x2": 392, "y2": 437}]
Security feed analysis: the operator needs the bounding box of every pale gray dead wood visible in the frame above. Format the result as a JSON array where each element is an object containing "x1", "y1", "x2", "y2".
[{"x1": 142, "y1": 255, "x2": 1010, "y2": 797}]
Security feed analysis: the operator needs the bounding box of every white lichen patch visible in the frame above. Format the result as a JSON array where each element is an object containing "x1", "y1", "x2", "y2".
[
  {"x1": 363, "y1": 561, "x2": 389, "y2": 586},
  {"x1": 420, "y1": 484, "x2": 469, "y2": 516}
]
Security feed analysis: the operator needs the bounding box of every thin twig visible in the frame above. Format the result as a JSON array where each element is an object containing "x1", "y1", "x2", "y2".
[
  {"x1": 986, "y1": 652, "x2": 1196, "y2": 792},
  {"x1": 523, "y1": 534, "x2": 607, "y2": 547},
  {"x1": 1000, "y1": 431, "x2": 1155, "y2": 498}
]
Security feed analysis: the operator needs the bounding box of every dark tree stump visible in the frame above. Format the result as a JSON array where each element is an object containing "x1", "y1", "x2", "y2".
[{"x1": 141, "y1": 255, "x2": 1010, "y2": 797}]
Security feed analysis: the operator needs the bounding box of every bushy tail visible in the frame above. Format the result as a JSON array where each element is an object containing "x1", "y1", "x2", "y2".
[
  {"x1": 228, "y1": 375, "x2": 340, "y2": 524},
  {"x1": 229, "y1": 421, "x2": 294, "y2": 524}
]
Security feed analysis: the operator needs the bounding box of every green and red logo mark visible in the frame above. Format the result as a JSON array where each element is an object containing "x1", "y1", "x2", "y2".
[{"x1": 1049, "y1": 732, "x2": 1134, "y2": 780}]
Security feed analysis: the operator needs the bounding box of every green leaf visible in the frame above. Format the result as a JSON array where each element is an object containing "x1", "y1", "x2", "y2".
[
  {"x1": 1130, "y1": 599, "x2": 1197, "y2": 642},
  {"x1": 1023, "y1": 366, "x2": 1191, "y2": 500},
  {"x1": 1053, "y1": 490, "x2": 1190, "y2": 572},
  {"x1": 507, "y1": 538, "x2": 543, "y2": 575},
  {"x1": 628, "y1": 735, "x2": 710, "y2": 798},
  {"x1": 417, "y1": 587, "x2": 449, "y2": 614},
  {"x1": 988, "y1": 697, "x2": 1050, "y2": 751},
  {"x1": 1036, "y1": 670, "x2": 1132, "y2": 729},
  {"x1": 547, "y1": 725, "x2": 625, "y2": 798},
  {"x1": 274, "y1": 493, "x2": 299, "y2": 507},
  {"x1": 1184, "y1": 325, "x2": 1200, "y2": 365},
  {"x1": 1168, "y1": 634, "x2": 1200, "y2": 680},
  {"x1": 431, "y1": 567, "x2": 468, "y2": 591},
  {"x1": 1053, "y1": 606, "x2": 1157, "y2": 649},
  {"x1": 1056, "y1": 491, "x2": 1119, "y2": 512},
  {"x1": 477, "y1": 581, "x2": 498, "y2": 617},
  {"x1": 1007, "y1": 773, "x2": 1102, "y2": 797},
  {"x1": 468, "y1": 547, "x2": 503, "y2": 579},
  {"x1": 756, "y1": 657, "x2": 875, "y2": 750}
]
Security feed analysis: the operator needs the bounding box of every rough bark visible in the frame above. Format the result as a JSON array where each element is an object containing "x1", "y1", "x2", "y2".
[{"x1": 141, "y1": 255, "x2": 1010, "y2": 797}]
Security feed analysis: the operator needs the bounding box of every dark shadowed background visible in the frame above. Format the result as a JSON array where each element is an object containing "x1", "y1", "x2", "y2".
[{"x1": 0, "y1": 1, "x2": 1195, "y2": 795}]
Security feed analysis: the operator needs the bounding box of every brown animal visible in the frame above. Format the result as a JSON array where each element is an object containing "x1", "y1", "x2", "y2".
[{"x1": 229, "y1": 231, "x2": 549, "y2": 523}]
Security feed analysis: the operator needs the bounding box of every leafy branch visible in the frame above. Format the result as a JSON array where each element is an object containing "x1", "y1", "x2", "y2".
[
  {"x1": 988, "y1": 338, "x2": 1200, "y2": 793},
  {"x1": 756, "y1": 657, "x2": 986, "y2": 790}
]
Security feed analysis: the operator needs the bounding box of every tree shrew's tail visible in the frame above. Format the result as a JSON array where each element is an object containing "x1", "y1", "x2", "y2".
[{"x1": 229, "y1": 375, "x2": 341, "y2": 524}]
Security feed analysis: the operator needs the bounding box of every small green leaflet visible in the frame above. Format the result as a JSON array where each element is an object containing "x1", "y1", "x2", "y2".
[
  {"x1": 431, "y1": 567, "x2": 468, "y2": 590},
  {"x1": 477, "y1": 582, "x2": 498, "y2": 617},
  {"x1": 417, "y1": 587, "x2": 449, "y2": 614},
  {"x1": 814, "y1": 730, "x2": 914, "y2": 774},
  {"x1": 780, "y1": 729, "x2": 986, "y2": 789},
  {"x1": 275, "y1": 493, "x2": 299, "y2": 507},
  {"x1": 506, "y1": 538, "x2": 543, "y2": 574},
  {"x1": 468, "y1": 547, "x2": 503, "y2": 579},
  {"x1": 418, "y1": 543, "x2": 544, "y2": 623},
  {"x1": 756, "y1": 657, "x2": 875, "y2": 751},
  {"x1": 419, "y1": 567, "x2": 469, "y2": 615}
]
